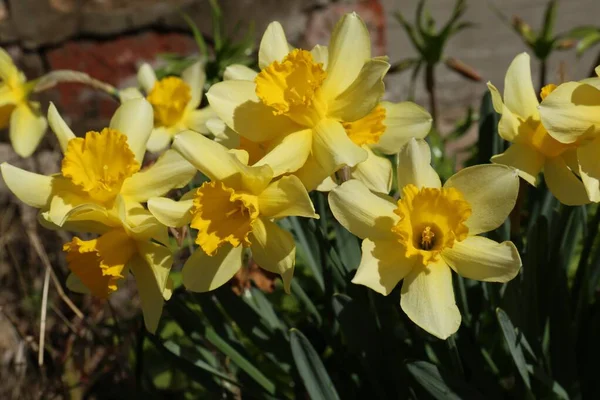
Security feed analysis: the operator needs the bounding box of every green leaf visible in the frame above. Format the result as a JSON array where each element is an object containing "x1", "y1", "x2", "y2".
[
  {"x1": 496, "y1": 308, "x2": 532, "y2": 389},
  {"x1": 576, "y1": 31, "x2": 600, "y2": 56},
  {"x1": 289, "y1": 216, "x2": 325, "y2": 291},
  {"x1": 541, "y1": 0, "x2": 558, "y2": 41},
  {"x1": 180, "y1": 13, "x2": 208, "y2": 60},
  {"x1": 290, "y1": 328, "x2": 340, "y2": 400},
  {"x1": 406, "y1": 361, "x2": 484, "y2": 399}
]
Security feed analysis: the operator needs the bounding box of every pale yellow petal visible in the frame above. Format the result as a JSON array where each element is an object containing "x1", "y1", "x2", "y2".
[
  {"x1": 352, "y1": 238, "x2": 415, "y2": 296},
  {"x1": 396, "y1": 138, "x2": 441, "y2": 190},
  {"x1": 136, "y1": 240, "x2": 172, "y2": 297},
  {"x1": 293, "y1": 154, "x2": 333, "y2": 192},
  {"x1": 486, "y1": 82, "x2": 504, "y2": 114},
  {"x1": 258, "y1": 175, "x2": 317, "y2": 219},
  {"x1": 182, "y1": 61, "x2": 206, "y2": 109},
  {"x1": 48, "y1": 102, "x2": 74, "y2": 152},
  {"x1": 491, "y1": 143, "x2": 544, "y2": 186},
  {"x1": 504, "y1": 53, "x2": 539, "y2": 119},
  {"x1": 0, "y1": 48, "x2": 20, "y2": 83},
  {"x1": 10, "y1": 103, "x2": 47, "y2": 158},
  {"x1": 119, "y1": 87, "x2": 144, "y2": 102},
  {"x1": 186, "y1": 107, "x2": 215, "y2": 134},
  {"x1": 350, "y1": 146, "x2": 392, "y2": 194},
  {"x1": 327, "y1": 59, "x2": 389, "y2": 122},
  {"x1": 0, "y1": 163, "x2": 52, "y2": 208},
  {"x1": 250, "y1": 217, "x2": 295, "y2": 293},
  {"x1": 206, "y1": 80, "x2": 302, "y2": 142},
  {"x1": 109, "y1": 97, "x2": 153, "y2": 163},
  {"x1": 254, "y1": 129, "x2": 312, "y2": 176},
  {"x1": 207, "y1": 118, "x2": 240, "y2": 149},
  {"x1": 444, "y1": 164, "x2": 519, "y2": 235},
  {"x1": 328, "y1": 179, "x2": 398, "y2": 240},
  {"x1": 258, "y1": 21, "x2": 290, "y2": 69},
  {"x1": 173, "y1": 130, "x2": 273, "y2": 194},
  {"x1": 146, "y1": 127, "x2": 173, "y2": 153},
  {"x1": 496, "y1": 103, "x2": 520, "y2": 142},
  {"x1": 182, "y1": 245, "x2": 243, "y2": 292},
  {"x1": 321, "y1": 13, "x2": 371, "y2": 100},
  {"x1": 313, "y1": 118, "x2": 367, "y2": 174},
  {"x1": 310, "y1": 44, "x2": 328, "y2": 69},
  {"x1": 224, "y1": 64, "x2": 258, "y2": 81},
  {"x1": 400, "y1": 259, "x2": 461, "y2": 340},
  {"x1": 126, "y1": 206, "x2": 169, "y2": 245},
  {"x1": 147, "y1": 196, "x2": 193, "y2": 228},
  {"x1": 577, "y1": 135, "x2": 600, "y2": 202},
  {"x1": 122, "y1": 149, "x2": 196, "y2": 202},
  {"x1": 137, "y1": 63, "x2": 156, "y2": 93},
  {"x1": 544, "y1": 156, "x2": 590, "y2": 205},
  {"x1": 129, "y1": 252, "x2": 164, "y2": 333},
  {"x1": 442, "y1": 236, "x2": 521, "y2": 282},
  {"x1": 539, "y1": 81, "x2": 600, "y2": 144},
  {"x1": 372, "y1": 101, "x2": 432, "y2": 154}
]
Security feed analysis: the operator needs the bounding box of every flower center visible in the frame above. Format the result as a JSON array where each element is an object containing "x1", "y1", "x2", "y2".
[
  {"x1": 63, "y1": 229, "x2": 137, "y2": 298},
  {"x1": 392, "y1": 184, "x2": 472, "y2": 266},
  {"x1": 61, "y1": 128, "x2": 140, "y2": 205},
  {"x1": 190, "y1": 181, "x2": 259, "y2": 256},
  {"x1": 147, "y1": 76, "x2": 191, "y2": 127},
  {"x1": 342, "y1": 105, "x2": 387, "y2": 146},
  {"x1": 255, "y1": 49, "x2": 327, "y2": 127}
]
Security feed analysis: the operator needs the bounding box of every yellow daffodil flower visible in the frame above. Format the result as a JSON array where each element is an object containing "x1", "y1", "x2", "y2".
[
  {"x1": 63, "y1": 203, "x2": 173, "y2": 333},
  {"x1": 487, "y1": 52, "x2": 589, "y2": 205},
  {"x1": 0, "y1": 98, "x2": 197, "y2": 230},
  {"x1": 123, "y1": 61, "x2": 215, "y2": 152},
  {"x1": 538, "y1": 66, "x2": 600, "y2": 202},
  {"x1": 211, "y1": 64, "x2": 432, "y2": 193},
  {"x1": 206, "y1": 13, "x2": 390, "y2": 181},
  {"x1": 147, "y1": 131, "x2": 318, "y2": 293},
  {"x1": 328, "y1": 138, "x2": 522, "y2": 339},
  {"x1": 0, "y1": 48, "x2": 47, "y2": 157}
]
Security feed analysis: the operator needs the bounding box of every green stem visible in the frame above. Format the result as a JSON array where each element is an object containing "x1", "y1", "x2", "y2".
[{"x1": 425, "y1": 63, "x2": 438, "y2": 132}]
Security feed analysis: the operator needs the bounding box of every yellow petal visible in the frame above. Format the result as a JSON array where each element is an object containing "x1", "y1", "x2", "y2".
[
  {"x1": 258, "y1": 21, "x2": 291, "y2": 69},
  {"x1": 293, "y1": 154, "x2": 333, "y2": 192},
  {"x1": 328, "y1": 179, "x2": 398, "y2": 240},
  {"x1": 136, "y1": 240, "x2": 172, "y2": 298},
  {"x1": 129, "y1": 253, "x2": 164, "y2": 333},
  {"x1": 486, "y1": 82, "x2": 504, "y2": 114},
  {"x1": 206, "y1": 80, "x2": 302, "y2": 142},
  {"x1": 313, "y1": 118, "x2": 367, "y2": 174},
  {"x1": 258, "y1": 175, "x2": 318, "y2": 219},
  {"x1": 503, "y1": 53, "x2": 539, "y2": 119},
  {"x1": 327, "y1": 59, "x2": 389, "y2": 122},
  {"x1": 442, "y1": 236, "x2": 521, "y2": 282},
  {"x1": 544, "y1": 156, "x2": 590, "y2": 205},
  {"x1": 66, "y1": 273, "x2": 90, "y2": 294},
  {"x1": 396, "y1": 138, "x2": 441, "y2": 190},
  {"x1": 539, "y1": 81, "x2": 600, "y2": 144},
  {"x1": 208, "y1": 118, "x2": 240, "y2": 148},
  {"x1": 496, "y1": 103, "x2": 520, "y2": 142},
  {"x1": 444, "y1": 164, "x2": 519, "y2": 235},
  {"x1": 250, "y1": 217, "x2": 295, "y2": 293},
  {"x1": 400, "y1": 259, "x2": 461, "y2": 339},
  {"x1": 173, "y1": 130, "x2": 273, "y2": 194},
  {"x1": 491, "y1": 143, "x2": 544, "y2": 186},
  {"x1": 350, "y1": 146, "x2": 392, "y2": 194},
  {"x1": 577, "y1": 135, "x2": 600, "y2": 202},
  {"x1": 109, "y1": 98, "x2": 153, "y2": 163},
  {"x1": 48, "y1": 102, "x2": 74, "y2": 152},
  {"x1": 352, "y1": 238, "x2": 415, "y2": 295},
  {"x1": 182, "y1": 245, "x2": 243, "y2": 292},
  {"x1": 186, "y1": 107, "x2": 215, "y2": 134},
  {"x1": 224, "y1": 64, "x2": 258, "y2": 81},
  {"x1": 145, "y1": 127, "x2": 173, "y2": 153},
  {"x1": 254, "y1": 128, "x2": 312, "y2": 176},
  {"x1": 182, "y1": 61, "x2": 206, "y2": 109},
  {"x1": 126, "y1": 205, "x2": 170, "y2": 245},
  {"x1": 321, "y1": 13, "x2": 371, "y2": 100},
  {"x1": 0, "y1": 48, "x2": 20, "y2": 83},
  {"x1": 310, "y1": 44, "x2": 328, "y2": 69},
  {"x1": 10, "y1": 103, "x2": 47, "y2": 158},
  {"x1": 372, "y1": 101, "x2": 432, "y2": 154},
  {"x1": 0, "y1": 162, "x2": 52, "y2": 208},
  {"x1": 122, "y1": 149, "x2": 196, "y2": 202},
  {"x1": 137, "y1": 63, "x2": 157, "y2": 93},
  {"x1": 147, "y1": 196, "x2": 193, "y2": 228}
]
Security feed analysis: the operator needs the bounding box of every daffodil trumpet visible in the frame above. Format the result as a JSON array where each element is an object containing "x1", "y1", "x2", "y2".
[
  {"x1": 206, "y1": 12, "x2": 390, "y2": 183},
  {"x1": 328, "y1": 138, "x2": 522, "y2": 339},
  {"x1": 148, "y1": 130, "x2": 319, "y2": 294}
]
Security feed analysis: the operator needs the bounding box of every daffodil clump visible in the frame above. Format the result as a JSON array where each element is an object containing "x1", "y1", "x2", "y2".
[
  {"x1": 0, "y1": 48, "x2": 47, "y2": 157},
  {"x1": 1, "y1": 98, "x2": 195, "y2": 332}
]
